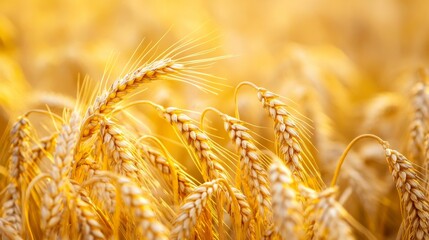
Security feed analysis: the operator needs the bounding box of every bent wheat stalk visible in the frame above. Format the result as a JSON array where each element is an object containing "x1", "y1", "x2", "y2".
[{"x1": 331, "y1": 134, "x2": 429, "y2": 240}]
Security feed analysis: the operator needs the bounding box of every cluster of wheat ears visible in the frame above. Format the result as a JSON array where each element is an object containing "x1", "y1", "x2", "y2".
[{"x1": 1, "y1": 41, "x2": 429, "y2": 240}]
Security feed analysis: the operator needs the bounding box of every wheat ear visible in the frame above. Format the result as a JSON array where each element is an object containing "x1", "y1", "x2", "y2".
[
  {"x1": 157, "y1": 106, "x2": 228, "y2": 182},
  {"x1": 139, "y1": 143, "x2": 194, "y2": 201},
  {"x1": 41, "y1": 112, "x2": 81, "y2": 237},
  {"x1": 2, "y1": 116, "x2": 32, "y2": 234},
  {"x1": 269, "y1": 159, "x2": 304, "y2": 240},
  {"x1": 408, "y1": 70, "x2": 429, "y2": 163},
  {"x1": 257, "y1": 87, "x2": 308, "y2": 183},
  {"x1": 82, "y1": 59, "x2": 184, "y2": 140},
  {"x1": 93, "y1": 171, "x2": 169, "y2": 240},
  {"x1": 302, "y1": 187, "x2": 355, "y2": 240},
  {"x1": 84, "y1": 161, "x2": 117, "y2": 215},
  {"x1": 170, "y1": 180, "x2": 220, "y2": 239},
  {"x1": 221, "y1": 113, "x2": 271, "y2": 217},
  {"x1": 100, "y1": 120, "x2": 148, "y2": 186},
  {"x1": 385, "y1": 148, "x2": 429, "y2": 240},
  {"x1": 74, "y1": 186, "x2": 110, "y2": 240}
]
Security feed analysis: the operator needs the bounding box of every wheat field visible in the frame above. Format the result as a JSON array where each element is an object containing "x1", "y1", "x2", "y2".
[{"x1": 2, "y1": 1, "x2": 429, "y2": 239}]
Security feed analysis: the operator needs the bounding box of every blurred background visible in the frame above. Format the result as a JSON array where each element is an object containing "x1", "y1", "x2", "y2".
[{"x1": 2, "y1": 1, "x2": 429, "y2": 238}]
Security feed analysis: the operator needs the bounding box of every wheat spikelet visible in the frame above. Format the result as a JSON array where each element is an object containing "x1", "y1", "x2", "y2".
[
  {"x1": 0, "y1": 218, "x2": 23, "y2": 240},
  {"x1": 384, "y1": 148, "x2": 429, "y2": 240},
  {"x1": 170, "y1": 179, "x2": 219, "y2": 239},
  {"x1": 40, "y1": 112, "x2": 81, "y2": 238},
  {"x1": 82, "y1": 59, "x2": 184, "y2": 140},
  {"x1": 269, "y1": 159, "x2": 304, "y2": 240}
]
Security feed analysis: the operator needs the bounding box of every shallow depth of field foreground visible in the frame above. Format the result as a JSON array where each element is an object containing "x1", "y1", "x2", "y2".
[{"x1": 2, "y1": 1, "x2": 429, "y2": 240}]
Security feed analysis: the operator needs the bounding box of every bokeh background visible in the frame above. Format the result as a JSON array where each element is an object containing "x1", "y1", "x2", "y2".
[{"x1": 2, "y1": 1, "x2": 429, "y2": 238}]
